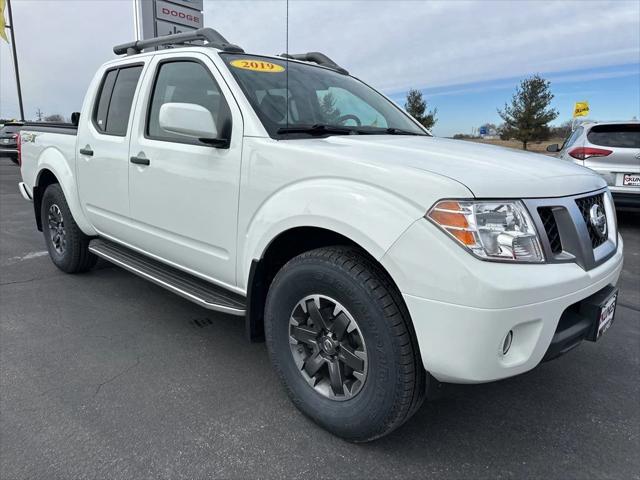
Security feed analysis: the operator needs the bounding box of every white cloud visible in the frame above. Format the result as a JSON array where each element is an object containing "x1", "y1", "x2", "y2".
[
  {"x1": 1, "y1": 0, "x2": 638, "y2": 119},
  {"x1": 422, "y1": 65, "x2": 639, "y2": 98},
  {"x1": 1, "y1": 0, "x2": 133, "y2": 119}
]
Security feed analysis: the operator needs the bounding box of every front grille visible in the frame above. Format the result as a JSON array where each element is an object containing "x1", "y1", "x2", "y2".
[
  {"x1": 538, "y1": 207, "x2": 562, "y2": 254},
  {"x1": 575, "y1": 193, "x2": 607, "y2": 248}
]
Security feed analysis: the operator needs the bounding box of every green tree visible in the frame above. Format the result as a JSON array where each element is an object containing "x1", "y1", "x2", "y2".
[
  {"x1": 319, "y1": 92, "x2": 342, "y2": 125},
  {"x1": 404, "y1": 88, "x2": 437, "y2": 130},
  {"x1": 498, "y1": 75, "x2": 559, "y2": 150}
]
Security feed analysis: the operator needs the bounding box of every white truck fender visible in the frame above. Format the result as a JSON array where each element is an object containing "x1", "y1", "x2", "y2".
[
  {"x1": 36, "y1": 147, "x2": 96, "y2": 236},
  {"x1": 238, "y1": 178, "x2": 425, "y2": 290}
]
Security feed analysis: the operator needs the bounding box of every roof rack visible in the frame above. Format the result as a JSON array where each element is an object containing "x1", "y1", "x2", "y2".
[
  {"x1": 279, "y1": 52, "x2": 348, "y2": 75},
  {"x1": 113, "y1": 27, "x2": 244, "y2": 56}
]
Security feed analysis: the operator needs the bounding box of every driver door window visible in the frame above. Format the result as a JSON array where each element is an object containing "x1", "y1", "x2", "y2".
[{"x1": 147, "y1": 60, "x2": 231, "y2": 144}]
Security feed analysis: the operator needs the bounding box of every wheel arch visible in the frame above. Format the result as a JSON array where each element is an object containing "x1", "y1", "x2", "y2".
[
  {"x1": 244, "y1": 225, "x2": 408, "y2": 343},
  {"x1": 33, "y1": 168, "x2": 60, "y2": 231},
  {"x1": 33, "y1": 159, "x2": 95, "y2": 235}
]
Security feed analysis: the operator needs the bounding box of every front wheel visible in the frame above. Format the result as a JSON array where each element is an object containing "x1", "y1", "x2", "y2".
[
  {"x1": 41, "y1": 183, "x2": 97, "y2": 273},
  {"x1": 264, "y1": 246, "x2": 426, "y2": 442}
]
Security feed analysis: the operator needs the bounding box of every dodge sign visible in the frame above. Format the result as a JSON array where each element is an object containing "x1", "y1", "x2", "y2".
[{"x1": 155, "y1": 0, "x2": 203, "y2": 29}]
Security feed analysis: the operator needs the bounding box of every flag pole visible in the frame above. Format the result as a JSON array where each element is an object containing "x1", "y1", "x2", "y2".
[{"x1": 6, "y1": 0, "x2": 25, "y2": 121}]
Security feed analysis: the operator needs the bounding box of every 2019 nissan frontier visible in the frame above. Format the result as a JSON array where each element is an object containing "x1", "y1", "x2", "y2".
[{"x1": 17, "y1": 28, "x2": 623, "y2": 442}]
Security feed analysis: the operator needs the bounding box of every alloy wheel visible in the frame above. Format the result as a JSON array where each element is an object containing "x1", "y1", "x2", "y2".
[
  {"x1": 47, "y1": 204, "x2": 66, "y2": 255},
  {"x1": 289, "y1": 294, "x2": 368, "y2": 400}
]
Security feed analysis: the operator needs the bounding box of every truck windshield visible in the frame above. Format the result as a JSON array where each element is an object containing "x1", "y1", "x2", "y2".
[{"x1": 221, "y1": 54, "x2": 427, "y2": 138}]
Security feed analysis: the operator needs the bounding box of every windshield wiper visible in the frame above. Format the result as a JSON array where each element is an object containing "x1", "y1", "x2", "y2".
[
  {"x1": 353, "y1": 126, "x2": 426, "y2": 136},
  {"x1": 346, "y1": 126, "x2": 427, "y2": 136},
  {"x1": 384, "y1": 127, "x2": 426, "y2": 135},
  {"x1": 276, "y1": 124, "x2": 427, "y2": 137},
  {"x1": 277, "y1": 124, "x2": 355, "y2": 136}
]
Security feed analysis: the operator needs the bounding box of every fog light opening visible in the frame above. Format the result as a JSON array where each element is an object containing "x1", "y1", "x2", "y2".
[{"x1": 502, "y1": 330, "x2": 513, "y2": 355}]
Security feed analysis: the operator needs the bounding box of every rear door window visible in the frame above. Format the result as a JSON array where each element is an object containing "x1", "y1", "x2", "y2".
[
  {"x1": 93, "y1": 65, "x2": 143, "y2": 136},
  {"x1": 93, "y1": 69, "x2": 118, "y2": 132},
  {"x1": 105, "y1": 66, "x2": 143, "y2": 136},
  {"x1": 587, "y1": 124, "x2": 640, "y2": 148}
]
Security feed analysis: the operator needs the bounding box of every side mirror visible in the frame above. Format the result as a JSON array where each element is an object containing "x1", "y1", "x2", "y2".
[
  {"x1": 546, "y1": 143, "x2": 560, "y2": 153},
  {"x1": 71, "y1": 112, "x2": 80, "y2": 126},
  {"x1": 159, "y1": 103, "x2": 227, "y2": 147}
]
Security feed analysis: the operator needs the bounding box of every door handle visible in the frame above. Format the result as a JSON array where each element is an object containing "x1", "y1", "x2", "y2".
[
  {"x1": 130, "y1": 156, "x2": 150, "y2": 166},
  {"x1": 79, "y1": 148, "x2": 93, "y2": 156}
]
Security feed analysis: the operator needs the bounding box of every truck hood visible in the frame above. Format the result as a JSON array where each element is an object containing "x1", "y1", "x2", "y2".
[{"x1": 308, "y1": 135, "x2": 606, "y2": 198}]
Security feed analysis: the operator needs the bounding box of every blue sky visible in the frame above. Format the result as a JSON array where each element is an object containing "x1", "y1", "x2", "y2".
[{"x1": 388, "y1": 63, "x2": 640, "y2": 137}]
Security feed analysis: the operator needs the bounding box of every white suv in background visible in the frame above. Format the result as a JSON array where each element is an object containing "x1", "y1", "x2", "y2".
[{"x1": 548, "y1": 121, "x2": 640, "y2": 209}]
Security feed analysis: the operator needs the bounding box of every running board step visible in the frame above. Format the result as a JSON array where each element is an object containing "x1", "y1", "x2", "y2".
[{"x1": 89, "y1": 239, "x2": 246, "y2": 315}]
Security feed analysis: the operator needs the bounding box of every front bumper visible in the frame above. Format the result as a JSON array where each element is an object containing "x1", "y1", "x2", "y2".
[{"x1": 382, "y1": 215, "x2": 624, "y2": 384}]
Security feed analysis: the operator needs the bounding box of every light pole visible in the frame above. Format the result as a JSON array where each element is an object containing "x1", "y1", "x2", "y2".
[{"x1": 5, "y1": 0, "x2": 24, "y2": 121}]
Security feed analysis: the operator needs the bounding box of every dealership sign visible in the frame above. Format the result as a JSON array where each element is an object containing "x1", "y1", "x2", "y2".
[
  {"x1": 134, "y1": 0, "x2": 204, "y2": 43},
  {"x1": 155, "y1": 0, "x2": 202, "y2": 29},
  {"x1": 160, "y1": 0, "x2": 203, "y2": 9}
]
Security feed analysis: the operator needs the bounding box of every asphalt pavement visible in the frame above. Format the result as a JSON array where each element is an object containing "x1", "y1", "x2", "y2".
[{"x1": 1, "y1": 157, "x2": 638, "y2": 479}]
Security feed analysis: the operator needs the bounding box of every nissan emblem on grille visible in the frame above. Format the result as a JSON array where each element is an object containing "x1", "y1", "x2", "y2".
[{"x1": 589, "y1": 204, "x2": 607, "y2": 238}]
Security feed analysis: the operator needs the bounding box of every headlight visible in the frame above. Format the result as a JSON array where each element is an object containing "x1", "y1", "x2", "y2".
[{"x1": 427, "y1": 200, "x2": 544, "y2": 263}]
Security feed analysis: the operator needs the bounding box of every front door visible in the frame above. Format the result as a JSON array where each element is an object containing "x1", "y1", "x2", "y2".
[{"x1": 127, "y1": 53, "x2": 243, "y2": 288}]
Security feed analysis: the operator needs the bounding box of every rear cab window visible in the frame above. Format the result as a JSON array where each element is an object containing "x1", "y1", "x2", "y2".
[
  {"x1": 93, "y1": 65, "x2": 143, "y2": 136},
  {"x1": 587, "y1": 124, "x2": 640, "y2": 148}
]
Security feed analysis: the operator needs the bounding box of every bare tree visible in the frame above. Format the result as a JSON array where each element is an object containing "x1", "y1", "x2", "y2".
[{"x1": 44, "y1": 114, "x2": 65, "y2": 122}]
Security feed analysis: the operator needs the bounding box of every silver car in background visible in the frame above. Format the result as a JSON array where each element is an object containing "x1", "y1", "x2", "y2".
[{"x1": 548, "y1": 121, "x2": 640, "y2": 209}]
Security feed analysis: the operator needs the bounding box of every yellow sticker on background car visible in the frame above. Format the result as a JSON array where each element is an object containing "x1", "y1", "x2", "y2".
[{"x1": 230, "y1": 59, "x2": 285, "y2": 73}]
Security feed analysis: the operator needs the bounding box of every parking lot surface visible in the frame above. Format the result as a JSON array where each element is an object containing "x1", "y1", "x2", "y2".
[{"x1": 1, "y1": 157, "x2": 639, "y2": 479}]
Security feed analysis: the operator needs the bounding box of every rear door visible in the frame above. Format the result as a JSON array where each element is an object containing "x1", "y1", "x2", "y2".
[
  {"x1": 126, "y1": 52, "x2": 243, "y2": 287},
  {"x1": 77, "y1": 62, "x2": 146, "y2": 237}
]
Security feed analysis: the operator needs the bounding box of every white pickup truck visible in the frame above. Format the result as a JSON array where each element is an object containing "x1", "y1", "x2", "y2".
[{"x1": 18, "y1": 29, "x2": 623, "y2": 442}]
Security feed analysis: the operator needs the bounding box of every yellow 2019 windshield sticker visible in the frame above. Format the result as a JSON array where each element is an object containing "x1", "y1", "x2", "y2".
[{"x1": 230, "y1": 59, "x2": 285, "y2": 73}]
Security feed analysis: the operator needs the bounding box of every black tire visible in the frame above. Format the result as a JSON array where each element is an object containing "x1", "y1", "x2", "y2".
[
  {"x1": 264, "y1": 246, "x2": 426, "y2": 442},
  {"x1": 41, "y1": 183, "x2": 97, "y2": 273}
]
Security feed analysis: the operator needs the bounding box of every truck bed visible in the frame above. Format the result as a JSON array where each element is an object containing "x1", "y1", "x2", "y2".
[
  {"x1": 20, "y1": 122, "x2": 77, "y2": 135},
  {"x1": 20, "y1": 126, "x2": 77, "y2": 198}
]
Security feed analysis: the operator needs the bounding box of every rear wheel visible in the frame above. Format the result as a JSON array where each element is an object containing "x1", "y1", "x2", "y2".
[
  {"x1": 41, "y1": 184, "x2": 96, "y2": 273},
  {"x1": 264, "y1": 246, "x2": 426, "y2": 442}
]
